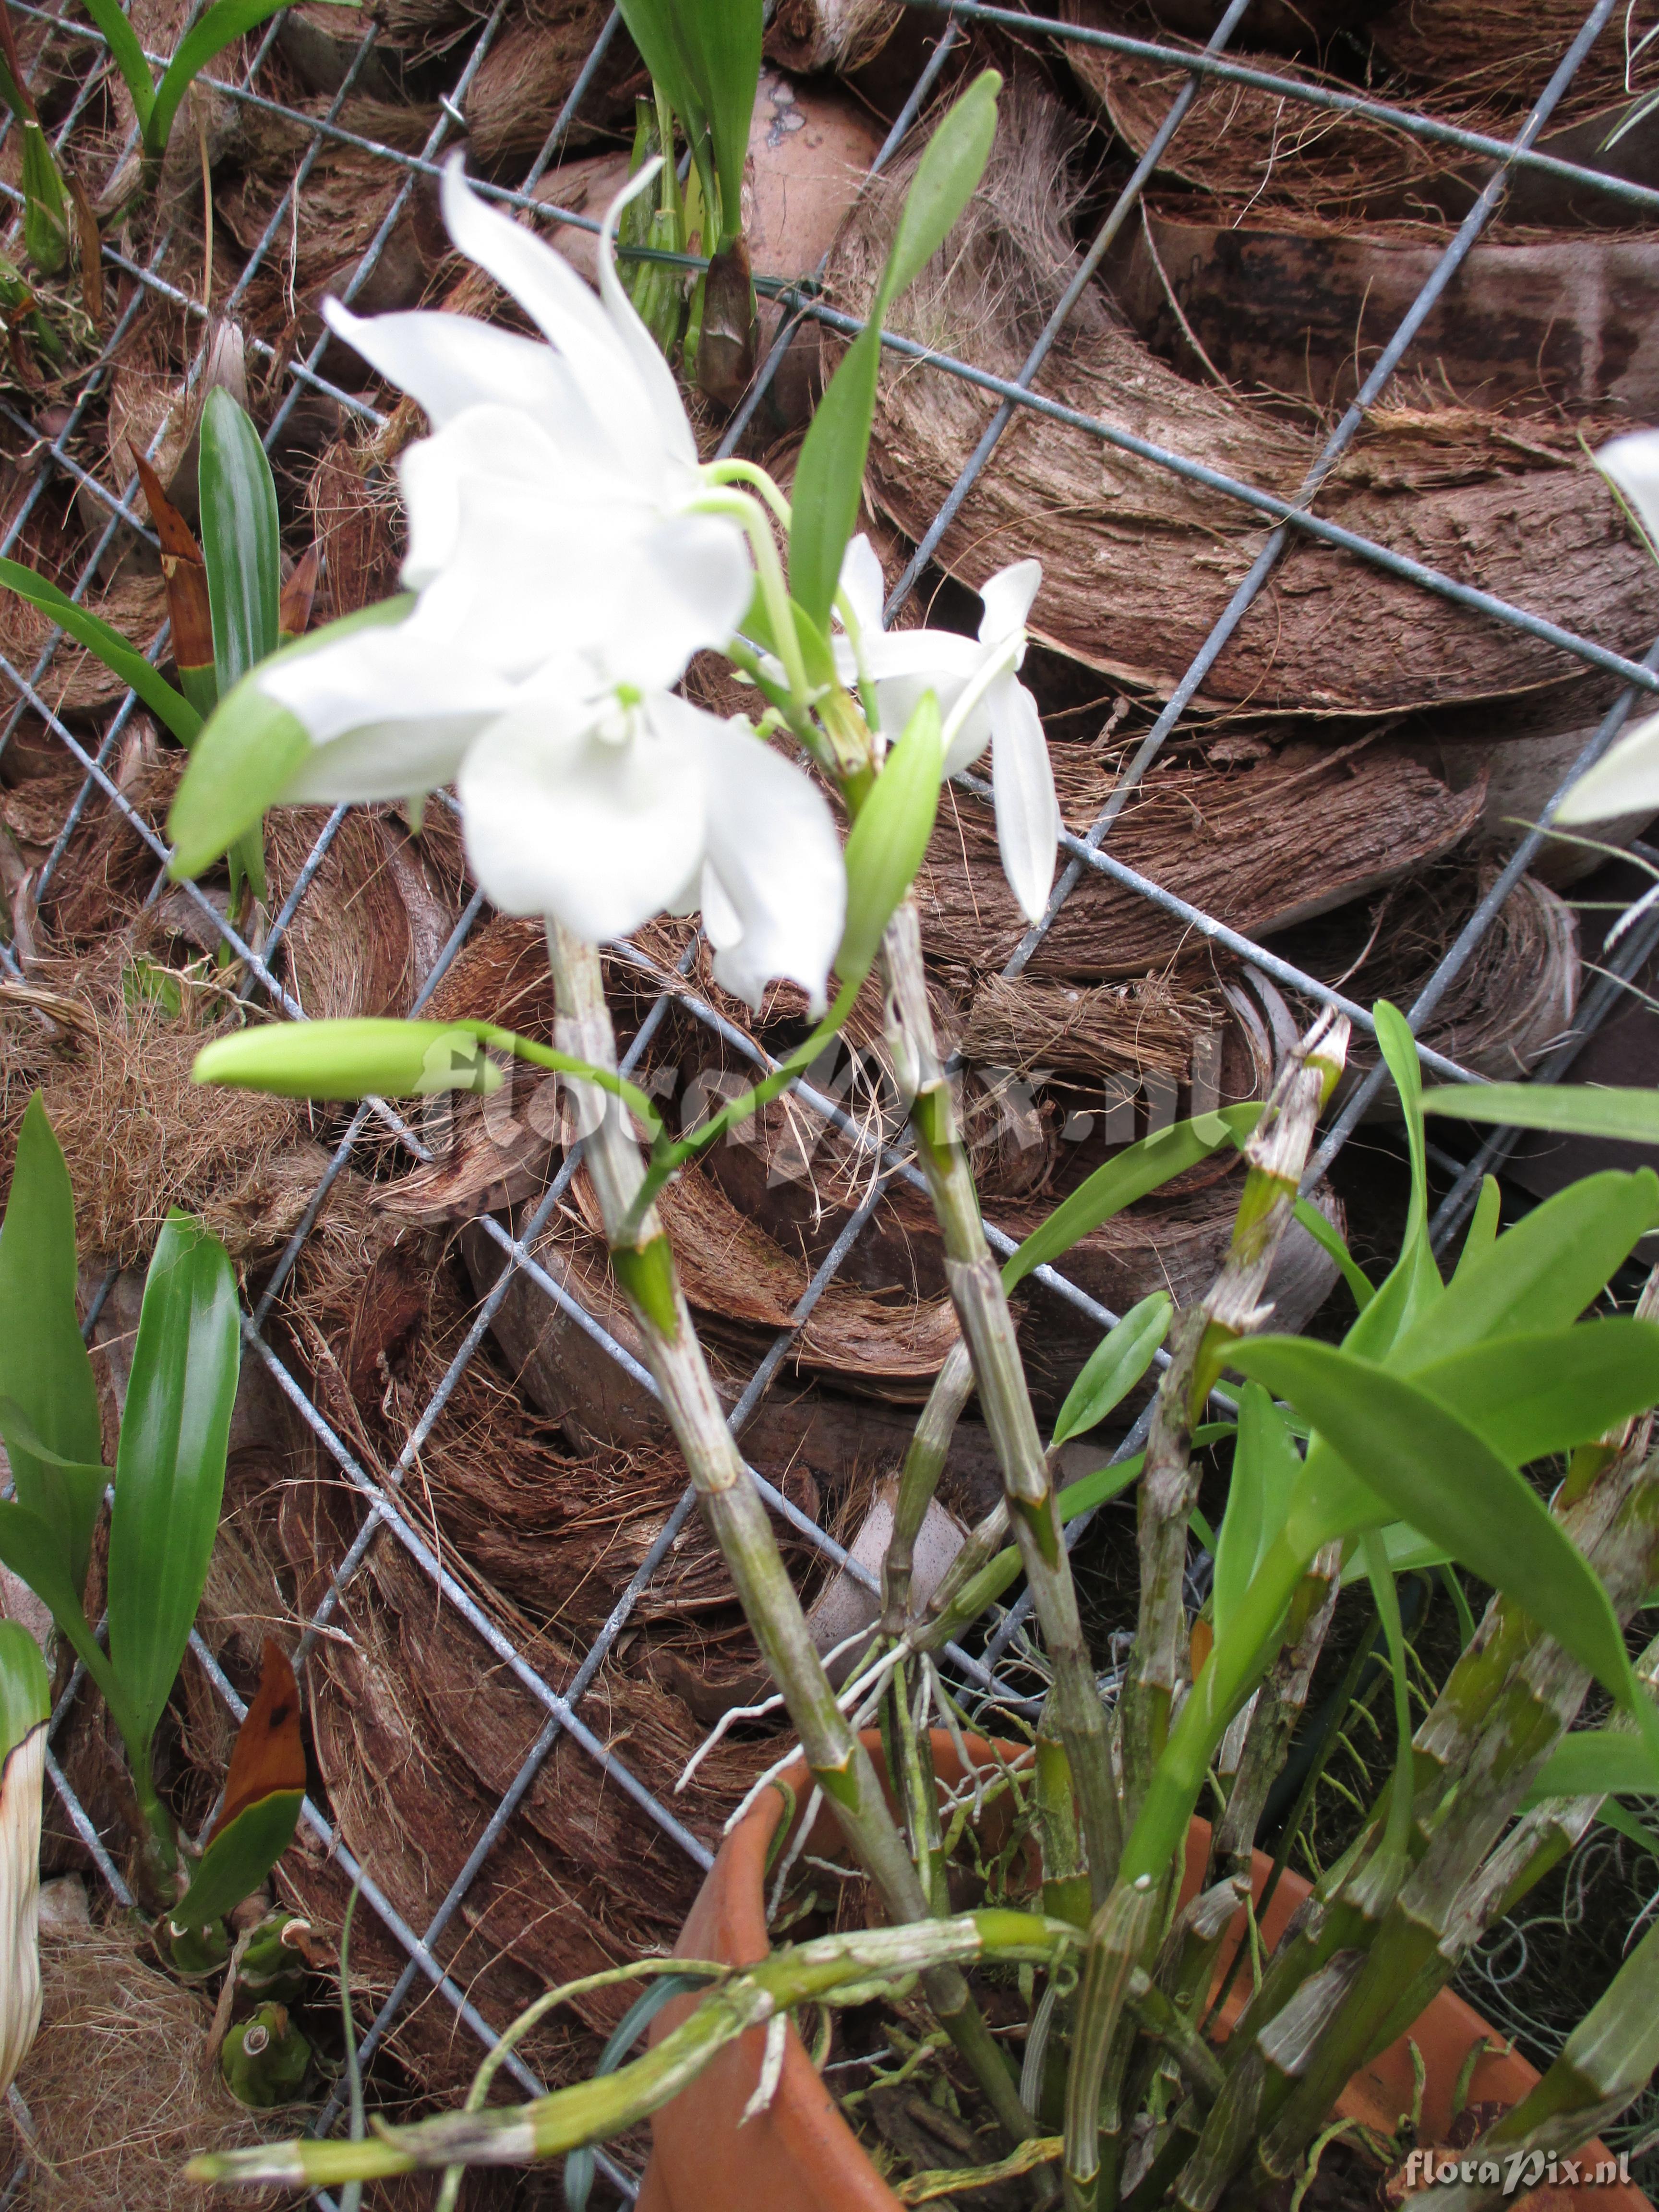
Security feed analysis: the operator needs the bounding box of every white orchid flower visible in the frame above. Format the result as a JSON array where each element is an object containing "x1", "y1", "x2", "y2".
[
  {"x1": 833, "y1": 536, "x2": 1060, "y2": 922},
  {"x1": 458, "y1": 686, "x2": 847, "y2": 1014},
  {"x1": 1558, "y1": 428, "x2": 1659, "y2": 825},
  {"x1": 257, "y1": 153, "x2": 751, "y2": 805},
  {"x1": 0, "y1": 1624, "x2": 47, "y2": 2104}
]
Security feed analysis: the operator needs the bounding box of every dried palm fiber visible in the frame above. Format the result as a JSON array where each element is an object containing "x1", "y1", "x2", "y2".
[
  {"x1": 9, "y1": 1921, "x2": 288, "y2": 2211},
  {"x1": 0, "y1": 571, "x2": 167, "y2": 717},
  {"x1": 264, "y1": 801, "x2": 467, "y2": 1021},
  {"x1": 533, "y1": 74, "x2": 886, "y2": 431},
  {"x1": 763, "y1": 0, "x2": 906, "y2": 75},
  {"x1": 914, "y1": 728, "x2": 1487, "y2": 979},
  {"x1": 1108, "y1": 205, "x2": 1659, "y2": 419},
  {"x1": 462, "y1": 0, "x2": 641, "y2": 168},
  {"x1": 827, "y1": 84, "x2": 1659, "y2": 714},
  {"x1": 1369, "y1": 0, "x2": 1655, "y2": 114},
  {"x1": 1063, "y1": 7, "x2": 1659, "y2": 224},
  {"x1": 101, "y1": 313, "x2": 251, "y2": 517},
  {"x1": 1273, "y1": 861, "x2": 1580, "y2": 1086},
  {"x1": 213, "y1": 91, "x2": 446, "y2": 340}
]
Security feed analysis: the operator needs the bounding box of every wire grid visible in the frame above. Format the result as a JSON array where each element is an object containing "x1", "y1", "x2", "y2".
[{"x1": 1, "y1": 0, "x2": 1657, "y2": 2192}]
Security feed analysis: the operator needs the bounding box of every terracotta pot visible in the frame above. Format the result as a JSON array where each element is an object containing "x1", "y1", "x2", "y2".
[{"x1": 639, "y1": 1733, "x2": 1643, "y2": 2212}]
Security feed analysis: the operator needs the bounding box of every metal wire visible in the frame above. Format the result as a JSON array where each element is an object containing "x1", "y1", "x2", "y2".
[{"x1": 11, "y1": 0, "x2": 1659, "y2": 2197}]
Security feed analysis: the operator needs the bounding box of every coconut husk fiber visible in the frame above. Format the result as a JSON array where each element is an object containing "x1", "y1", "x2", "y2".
[
  {"x1": 827, "y1": 84, "x2": 1659, "y2": 716},
  {"x1": 1272, "y1": 862, "x2": 1580, "y2": 1086},
  {"x1": 763, "y1": 0, "x2": 907, "y2": 75},
  {"x1": 1107, "y1": 205, "x2": 1659, "y2": 420},
  {"x1": 1064, "y1": 8, "x2": 1659, "y2": 225},
  {"x1": 461, "y1": 0, "x2": 643, "y2": 167},
  {"x1": 9, "y1": 1921, "x2": 288, "y2": 2211}
]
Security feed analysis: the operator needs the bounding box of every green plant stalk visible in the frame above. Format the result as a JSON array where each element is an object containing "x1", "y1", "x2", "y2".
[
  {"x1": 1118, "y1": 1015, "x2": 1349, "y2": 1828},
  {"x1": 1062, "y1": 1875, "x2": 1159, "y2": 2211},
  {"x1": 1036, "y1": 1702, "x2": 1091, "y2": 1931},
  {"x1": 881, "y1": 898, "x2": 1122, "y2": 1903},
  {"x1": 1251, "y1": 1462, "x2": 1659, "y2": 2191},
  {"x1": 1125, "y1": 1971, "x2": 1225, "y2": 2103},
  {"x1": 881, "y1": 1338, "x2": 974, "y2": 1635},
  {"x1": 541, "y1": 922, "x2": 1029, "y2": 2147},
  {"x1": 189, "y1": 1907, "x2": 1077, "y2": 2188}
]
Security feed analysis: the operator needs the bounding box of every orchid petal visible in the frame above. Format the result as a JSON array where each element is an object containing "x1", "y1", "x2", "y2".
[
  {"x1": 1600, "y1": 428, "x2": 1659, "y2": 554},
  {"x1": 437, "y1": 156, "x2": 663, "y2": 495},
  {"x1": 976, "y1": 558, "x2": 1041, "y2": 646},
  {"x1": 987, "y1": 676, "x2": 1058, "y2": 924},
  {"x1": 458, "y1": 695, "x2": 707, "y2": 942},
  {"x1": 597, "y1": 163, "x2": 700, "y2": 482},
  {"x1": 695, "y1": 712, "x2": 845, "y2": 1013},
  {"x1": 259, "y1": 623, "x2": 515, "y2": 802},
  {"x1": 1557, "y1": 709, "x2": 1659, "y2": 823},
  {"x1": 837, "y1": 534, "x2": 886, "y2": 641},
  {"x1": 322, "y1": 301, "x2": 586, "y2": 441},
  {"x1": 397, "y1": 404, "x2": 625, "y2": 592}
]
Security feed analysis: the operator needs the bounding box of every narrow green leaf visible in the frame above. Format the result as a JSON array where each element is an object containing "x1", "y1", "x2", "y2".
[
  {"x1": 0, "y1": 1620, "x2": 48, "y2": 1765},
  {"x1": 198, "y1": 390, "x2": 280, "y2": 697},
  {"x1": 1388, "y1": 1169, "x2": 1659, "y2": 1375},
  {"x1": 615, "y1": 0, "x2": 718, "y2": 227},
  {"x1": 20, "y1": 122, "x2": 69, "y2": 276},
  {"x1": 166, "y1": 598, "x2": 411, "y2": 879},
  {"x1": 1361, "y1": 1527, "x2": 1417, "y2": 1855},
  {"x1": 108, "y1": 1214, "x2": 240, "y2": 1758},
  {"x1": 1424, "y1": 1082, "x2": 1659, "y2": 1146},
  {"x1": 1235, "y1": 1336, "x2": 1641, "y2": 1723},
  {"x1": 1337, "y1": 1521, "x2": 1453, "y2": 1587},
  {"x1": 1002, "y1": 1104, "x2": 1261, "y2": 1291},
  {"x1": 565, "y1": 1974, "x2": 719, "y2": 2212},
  {"x1": 1213, "y1": 1384, "x2": 1301, "y2": 1644},
  {"x1": 1408, "y1": 1322, "x2": 1659, "y2": 1468},
  {"x1": 0, "y1": 1501, "x2": 121, "y2": 1719},
  {"x1": 147, "y1": 0, "x2": 355, "y2": 160},
  {"x1": 788, "y1": 322, "x2": 883, "y2": 637},
  {"x1": 76, "y1": 0, "x2": 155, "y2": 125},
  {"x1": 1594, "y1": 1798, "x2": 1659, "y2": 1857},
  {"x1": 1522, "y1": 1729, "x2": 1659, "y2": 1806},
  {"x1": 0, "y1": 1095, "x2": 106, "y2": 1592},
  {"x1": 1348, "y1": 999, "x2": 1442, "y2": 1358},
  {"x1": 1292, "y1": 1196, "x2": 1373, "y2": 1310},
  {"x1": 193, "y1": 1018, "x2": 505, "y2": 1101},
  {"x1": 882, "y1": 70, "x2": 1002, "y2": 301},
  {"x1": 1451, "y1": 1174, "x2": 1502, "y2": 1284},
  {"x1": 1050, "y1": 1292, "x2": 1171, "y2": 1449},
  {"x1": 0, "y1": 555, "x2": 200, "y2": 746},
  {"x1": 836, "y1": 691, "x2": 943, "y2": 986},
  {"x1": 170, "y1": 1791, "x2": 303, "y2": 1933}
]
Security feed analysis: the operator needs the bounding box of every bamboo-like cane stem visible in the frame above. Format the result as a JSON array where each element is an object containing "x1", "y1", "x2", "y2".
[
  {"x1": 1118, "y1": 1015, "x2": 1348, "y2": 1828},
  {"x1": 880, "y1": 898, "x2": 1122, "y2": 1902},
  {"x1": 882, "y1": 1339, "x2": 974, "y2": 1635},
  {"x1": 541, "y1": 923, "x2": 1029, "y2": 2144}
]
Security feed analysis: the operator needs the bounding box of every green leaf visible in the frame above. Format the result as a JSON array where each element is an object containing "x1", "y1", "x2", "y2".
[
  {"x1": 0, "y1": 1501, "x2": 123, "y2": 1722},
  {"x1": 1360, "y1": 1527, "x2": 1417, "y2": 1855},
  {"x1": 1337, "y1": 1520, "x2": 1453, "y2": 1587},
  {"x1": 1407, "y1": 1322, "x2": 1659, "y2": 1468},
  {"x1": 147, "y1": 0, "x2": 355, "y2": 160},
  {"x1": 166, "y1": 598, "x2": 411, "y2": 879},
  {"x1": 76, "y1": 0, "x2": 155, "y2": 126},
  {"x1": 565, "y1": 1972, "x2": 720, "y2": 2212},
  {"x1": 0, "y1": 1620, "x2": 49, "y2": 1765},
  {"x1": 20, "y1": 122, "x2": 69, "y2": 276},
  {"x1": 193, "y1": 1018, "x2": 505, "y2": 1101},
  {"x1": 107, "y1": 1214, "x2": 240, "y2": 1759},
  {"x1": 0, "y1": 1095, "x2": 106, "y2": 1592},
  {"x1": 198, "y1": 390, "x2": 280, "y2": 697},
  {"x1": 1423, "y1": 1083, "x2": 1659, "y2": 1146},
  {"x1": 1050, "y1": 1292, "x2": 1171, "y2": 1449},
  {"x1": 170, "y1": 1790, "x2": 303, "y2": 1933},
  {"x1": 1292, "y1": 1196, "x2": 1373, "y2": 1310},
  {"x1": 0, "y1": 555, "x2": 200, "y2": 747},
  {"x1": 1346, "y1": 1000, "x2": 1442, "y2": 1361},
  {"x1": 1387, "y1": 1170, "x2": 1659, "y2": 1375},
  {"x1": 1451, "y1": 1175, "x2": 1502, "y2": 1283},
  {"x1": 1213, "y1": 1384, "x2": 1301, "y2": 1645},
  {"x1": 1002, "y1": 1104, "x2": 1262, "y2": 1291},
  {"x1": 788, "y1": 321, "x2": 883, "y2": 637},
  {"x1": 881, "y1": 70, "x2": 1002, "y2": 301},
  {"x1": 1235, "y1": 1336, "x2": 1643, "y2": 1726},
  {"x1": 1523, "y1": 1728, "x2": 1659, "y2": 1806},
  {"x1": 786, "y1": 73, "x2": 1001, "y2": 632},
  {"x1": 836, "y1": 691, "x2": 943, "y2": 986},
  {"x1": 1595, "y1": 1798, "x2": 1659, "y2": 1857}
]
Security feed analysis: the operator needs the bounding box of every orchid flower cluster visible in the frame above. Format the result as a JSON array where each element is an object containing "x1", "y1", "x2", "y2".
[{"x1": 196, "y1": 147, "x2": 1058, "y2": 1019}]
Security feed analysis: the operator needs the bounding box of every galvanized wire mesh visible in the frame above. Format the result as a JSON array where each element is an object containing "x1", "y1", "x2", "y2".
[{"x1": 2, "y1": 0, "x2": 1658, "y2": 2196}]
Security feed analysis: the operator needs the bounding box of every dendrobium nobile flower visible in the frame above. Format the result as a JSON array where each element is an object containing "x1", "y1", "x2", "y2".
[
  {"x1": 253, "y1": 154, "x2": 844, "y2": 1009},
  {"x1": 834, "y1": 534, "x2": 1060, "y2": 923}
]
